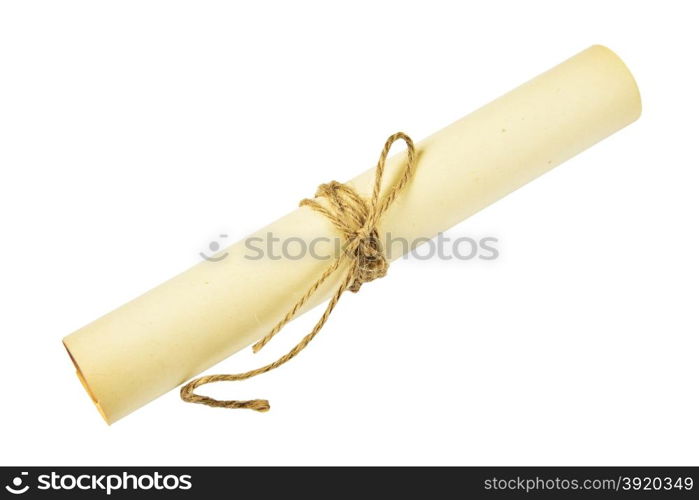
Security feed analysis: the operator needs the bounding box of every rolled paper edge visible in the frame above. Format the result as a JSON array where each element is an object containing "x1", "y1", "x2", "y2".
[
  {"x1": 593, "y1": 44, "x2": 642, "y2": 118},
  {"x1": 63, "y1": 340, "x2": 111, "y2": 424}
]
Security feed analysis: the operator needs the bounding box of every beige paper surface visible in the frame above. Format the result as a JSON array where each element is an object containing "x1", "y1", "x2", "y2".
[{"x1": 63, "y1": 45, "x2": 641, "y2": 423}]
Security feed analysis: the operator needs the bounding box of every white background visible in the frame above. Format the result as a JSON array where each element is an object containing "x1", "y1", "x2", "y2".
[{"x1": 1, "y1": 1, "x2": 697, "y2": 466}]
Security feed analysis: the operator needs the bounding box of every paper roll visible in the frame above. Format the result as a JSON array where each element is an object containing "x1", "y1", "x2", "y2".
[{"x1": 63, "y1": 45, "x2": 641, "y2": 423}]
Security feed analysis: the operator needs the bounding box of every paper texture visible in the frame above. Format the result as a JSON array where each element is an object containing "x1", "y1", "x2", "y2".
[{"x1": 63, "y1": 45, "x2": 641, "y2": 423}]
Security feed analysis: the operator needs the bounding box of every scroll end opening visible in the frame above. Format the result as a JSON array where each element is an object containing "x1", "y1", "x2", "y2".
[{"x1": 62, "y1": 339, "x2": 111, "y2": 425}]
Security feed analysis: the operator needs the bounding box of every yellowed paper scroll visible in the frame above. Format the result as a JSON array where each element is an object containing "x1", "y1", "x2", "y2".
[{"x1": 63, "y1": 45, "x2": 641, "y2": 423}]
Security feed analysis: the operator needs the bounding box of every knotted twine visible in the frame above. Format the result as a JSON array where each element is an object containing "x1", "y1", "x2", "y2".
[{"x1": 180, "y1": 132, "x2": 416, "y2": 412}]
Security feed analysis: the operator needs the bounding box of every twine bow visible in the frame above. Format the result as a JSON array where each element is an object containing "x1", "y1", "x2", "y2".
[{"x1": 180, "y1": 132, "x2": 416, "y2": 412}]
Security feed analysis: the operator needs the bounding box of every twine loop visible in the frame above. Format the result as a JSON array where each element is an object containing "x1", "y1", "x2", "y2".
[
  {"x1": 305, "y1": 181, "x2": 387, "y2": 293},
  {"x1": 180, "y1": 132, "x2": 416, "y2": 412}
]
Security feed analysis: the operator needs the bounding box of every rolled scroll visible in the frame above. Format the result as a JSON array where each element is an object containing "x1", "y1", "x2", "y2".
[{"x1": 63, "y1": 45, "x2": 641, "y2": 423}]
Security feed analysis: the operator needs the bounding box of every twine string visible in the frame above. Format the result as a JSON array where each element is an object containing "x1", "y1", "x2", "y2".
[{"x1": 180, "y1": 132, "x2": 416, "y2": 412}]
